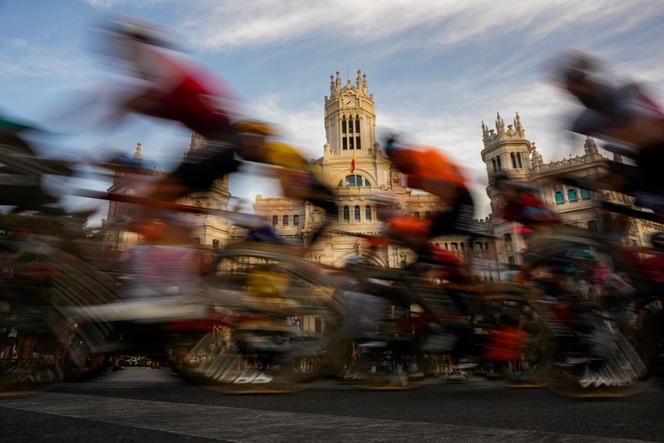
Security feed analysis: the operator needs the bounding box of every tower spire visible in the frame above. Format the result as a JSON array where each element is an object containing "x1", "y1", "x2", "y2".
[
  {"x1": 495, "y1": 112, "x2": 505, "y2": 135},
  {"x1": 584, "y1": 136, "x2": 598, "y2": 155}
]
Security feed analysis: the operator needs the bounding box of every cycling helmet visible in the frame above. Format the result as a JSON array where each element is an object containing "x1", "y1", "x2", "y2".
[
  {"x1": 101, "y1": 14, "x2": 175, "y2": 49},
  {"x1": 552, "y1": 50, "x2": 602, "y2": 89},
  {"x1": 381, "y1": 133, "x2": 405, "y2": 159},
  {"x1": 233, "y1": 120, "x2": 276, "y2": 137},
  {"x1": 651, "y1": 232, "x2": 664, "y2": 251}
]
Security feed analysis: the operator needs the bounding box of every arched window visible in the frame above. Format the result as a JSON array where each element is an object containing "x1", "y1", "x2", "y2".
[
  {"x1": 343, "y1": 206, "x2": 350, "y2": 222},
  {"x1": 354, "y1": 205, "x2": 361, "y2": 221},
  {"x1": 212, "y1": 239, "x2": 220, "y2": 250},
  {"x1": 555, "y1": 191, "x2": 565, "y2": 204},
  {"x1": 293, "y1": 215, "x2": 299, "y2": 226},
  {"x1": 365, "y1": 206, "x2": 372, "y2": 221},
  {"x1": 272, "y1": 215, "x2": 278, "y2": 226},
  {"x1": 344, "y1": 175, "x2": 371, "y2": 187},
  {"x1": 283, "y1": 215, "x2": 289, "y2": 226},
  {"x1": 568, "y1": 189, "x2": 578, "y2": 202}
]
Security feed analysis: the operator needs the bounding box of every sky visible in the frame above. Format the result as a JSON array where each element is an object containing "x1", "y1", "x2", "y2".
[{"x1": 2, "y1": 0, "x2": 664, "y2": 222}]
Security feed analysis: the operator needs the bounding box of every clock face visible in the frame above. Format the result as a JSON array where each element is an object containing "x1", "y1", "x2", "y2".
[{"x1": 345, "y1": 99, "x2": 353, "y2": 107}]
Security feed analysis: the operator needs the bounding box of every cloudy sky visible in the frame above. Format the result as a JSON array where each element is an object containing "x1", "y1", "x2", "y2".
[{"x1": 2, "y1": 0, "x2": 664, "y2": 219}]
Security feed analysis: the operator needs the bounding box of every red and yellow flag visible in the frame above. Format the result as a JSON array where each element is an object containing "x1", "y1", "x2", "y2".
[{"x1": 350, "y1": 152, "x2": 356, "y2": 173}]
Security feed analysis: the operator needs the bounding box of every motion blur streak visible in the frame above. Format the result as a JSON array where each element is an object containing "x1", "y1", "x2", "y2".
[{"x1": 0, "y1": 17, "x2": 662, "y2": 402}]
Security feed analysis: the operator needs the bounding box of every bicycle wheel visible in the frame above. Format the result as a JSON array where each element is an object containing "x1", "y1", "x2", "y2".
[
  {"x1": 174, "y1": 242, "x2": 342, "y2": 393},
  {"x1": 477, "y1": 283, "x2": 557, "y2": 388}
]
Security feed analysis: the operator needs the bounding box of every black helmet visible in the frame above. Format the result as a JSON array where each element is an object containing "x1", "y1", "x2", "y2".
[
  {"x1": 382, "y1": 133, "x2": 403, "y2": 159},
  {"x1": 553, "y1": 50, "x2": 601, "y2": 89}
]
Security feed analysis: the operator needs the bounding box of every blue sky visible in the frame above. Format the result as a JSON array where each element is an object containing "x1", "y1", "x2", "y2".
[{"x1": 2, "y1": 0, "x2": 664, "y2": 221}]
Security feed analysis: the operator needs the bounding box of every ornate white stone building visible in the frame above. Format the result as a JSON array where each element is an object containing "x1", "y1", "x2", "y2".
[
  {"x1": 104, "y1": 72, "x2": 660, "y2": 279},
  {"x1": 481, "y1": 112, "x2": 662, "y2": 267},
  {"x1": 251, "y1": 71, "x2": 495, "y2": 271}
]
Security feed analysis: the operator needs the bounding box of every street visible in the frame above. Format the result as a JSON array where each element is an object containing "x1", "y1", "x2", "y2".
[{"x1": 1, "y1": 367, "x2": 663, "y2": 442}]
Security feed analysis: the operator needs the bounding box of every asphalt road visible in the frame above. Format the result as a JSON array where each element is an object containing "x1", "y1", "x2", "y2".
[{"x1": 1, "y1": 367, "x2": 663, "y2": 442}]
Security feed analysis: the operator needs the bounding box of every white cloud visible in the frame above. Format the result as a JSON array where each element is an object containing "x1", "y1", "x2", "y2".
[{"x1": 173, "y1": 0, "x2": 657, "y2": 53}]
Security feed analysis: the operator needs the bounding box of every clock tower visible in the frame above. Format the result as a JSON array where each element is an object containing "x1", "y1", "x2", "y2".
[
  {"x1": 320, "y1": 70, "x2": 392, "y2": 191},
  {"x1": 324, "y1": 70, "x2": 377, "y2": 157}
]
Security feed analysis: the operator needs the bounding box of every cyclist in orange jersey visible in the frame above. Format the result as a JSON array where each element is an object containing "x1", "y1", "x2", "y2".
[{"x1": 382, "y1": 136, "x2": 475, "y2": 262}]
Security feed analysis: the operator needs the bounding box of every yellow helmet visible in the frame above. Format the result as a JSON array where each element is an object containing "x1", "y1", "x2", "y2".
[
  {"x1": 233, "y1": 120, "x2": 276, "y2": 136},
  {"x1": 264, "y1": 142, "x2": 307, "y2": 170}
]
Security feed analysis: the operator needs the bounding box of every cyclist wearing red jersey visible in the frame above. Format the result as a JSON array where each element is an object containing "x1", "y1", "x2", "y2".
[{"x1": 100, "y1": 17, "x2": 242, "y2": 203}]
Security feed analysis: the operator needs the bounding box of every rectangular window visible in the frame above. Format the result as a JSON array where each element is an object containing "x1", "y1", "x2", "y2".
[
  {"x1": 555, "y1": 191, "x2": 565, "y2": 204},
  {"x1": 354, "y1": 205, "x2": 361, "y2": 221},
  {"x1": 342, "y1": 137, "x2": 347, "y2": 150},
  {"x1": 511, "y1": 153, "x2": 517, "y2": 169},
  {"x1": 365, "y1": 206, "x2": 372, "y2": 221},
  {"x1": 293, "y1": 215, "x2": 299, "y2": 226},
  {"x1": 580, "y1": 189, "x2": 591, "y2": 200},
  {"x1": 343, "y1": 206, "x2": 350, "y2": 222},
  {"x1": 342, "y1": 118, "x2": 347, "y2": 134},
  {"x1": 272, "y1": 215, "x2": 278, "y2": 226},
  {"x1": 349, "y1": 137, "x2": 354, "y2": 149},
  {"x1": 355, "y1": 117, "x2": 360, "y2": 133},
  {"x1": 568, "y1": 189, "x2": 578, "y2": 202},
  {"x1": 356, "y1": 136, "x2": 361, "y2": 150},
  {"x1": 496, "y1": 156, "x2": 502, "y2": 170},
  {"x1": 283, "y1": 215, "x2": 289, "y2": 226},
  {"x1": 491, "y1": 158, "x2": 497, "y2": 172},
  {"x1": 517, "y1": 153, "x2": 523, "y2": 169}
]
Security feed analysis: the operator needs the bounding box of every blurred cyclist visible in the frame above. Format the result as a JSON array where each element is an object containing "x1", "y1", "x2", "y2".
[
  {"x1": 381, "y1": 136, "x2": 475, "y2": 263},
  {"x1": 493, "y1": 172, "x2": 560, "y2": 229},
  {"x1": 98, "y1": 16, "x2": 241, "y2": 204},
  {"x1": 236, "y1": 126, "x2": 338, "y2": 247},
  {"x1": 554, "y1": 51, "x2": 664, "y2": 202}
]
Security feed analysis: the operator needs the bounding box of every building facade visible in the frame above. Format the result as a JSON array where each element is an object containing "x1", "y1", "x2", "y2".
[
  {"x1": 481, "y1": 112, "x2": 662, "y2": 267},
  {"x1": 104, "y1": 72, "x2": 661, "y2": 278}
]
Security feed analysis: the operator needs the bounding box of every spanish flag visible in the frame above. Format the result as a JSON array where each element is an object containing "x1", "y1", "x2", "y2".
[{"x1": 350, "y1": 151, "x2": 356, "y2": 173}]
